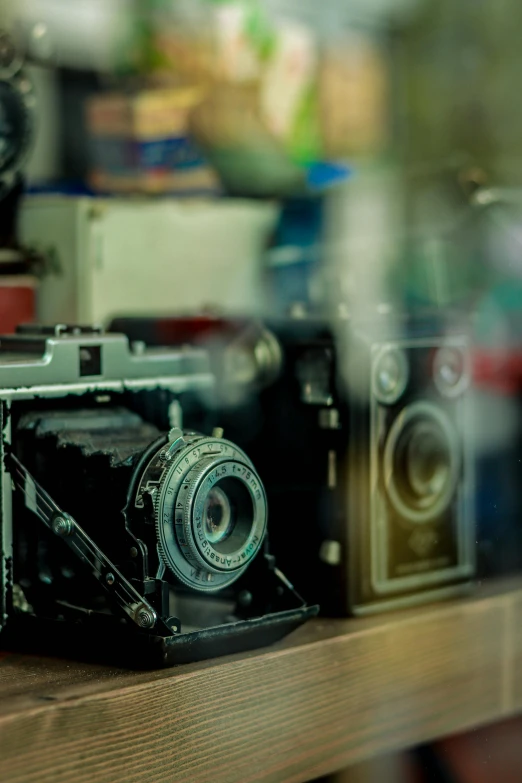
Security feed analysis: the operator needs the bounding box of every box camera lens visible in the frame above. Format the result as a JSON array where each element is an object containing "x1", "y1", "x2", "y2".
[{"x1": 383, "y1": 402, "x2": 460, "y2": 523}]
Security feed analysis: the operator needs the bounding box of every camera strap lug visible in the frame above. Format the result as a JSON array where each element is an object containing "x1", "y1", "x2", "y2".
[{"x1": 9, "y1": 453, "x2": 177, "y2": 636}]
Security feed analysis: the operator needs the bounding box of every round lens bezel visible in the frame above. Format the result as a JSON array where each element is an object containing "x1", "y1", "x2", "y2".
[
  {"x1": 189, "y1": 461, "x2": 265, "y2": 572},
  {"x1": 155, "y1": 436, "x2": 267, "y2": 592},
  {"x1": 383, "y1": 402, "x2": 461, "y2": 524}
]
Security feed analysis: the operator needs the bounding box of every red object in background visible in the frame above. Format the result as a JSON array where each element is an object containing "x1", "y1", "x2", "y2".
[
  {"x1": 0, "y1": 277, "x2": 36, "y2": 333},
  {"x1": 434, "y1": 716, "x2": 522, "y2": 783},
  {"x1": 110, "y1": 315, "x2": 248, "y2": 348},
  {"x1": 473, "y1": 349, "x2": 522, "y2": 394}
]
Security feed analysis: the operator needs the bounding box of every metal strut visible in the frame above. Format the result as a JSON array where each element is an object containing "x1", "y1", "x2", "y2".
[{"x1": 10, "y1": 453, "x2": 174, "y2": 635}]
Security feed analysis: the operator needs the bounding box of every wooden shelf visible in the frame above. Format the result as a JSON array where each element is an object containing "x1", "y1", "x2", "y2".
[{"x1": 0, "y1": 578, "x2": 521, "y2": 783}]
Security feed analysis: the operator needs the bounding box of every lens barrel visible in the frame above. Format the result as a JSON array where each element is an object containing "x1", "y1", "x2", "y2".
[
  {"x1": 136, "y1": 434, "x2": 267, "y2": 592},
  {"x1": 383, "y1": 402, "x2": 461, "y2": 524}
]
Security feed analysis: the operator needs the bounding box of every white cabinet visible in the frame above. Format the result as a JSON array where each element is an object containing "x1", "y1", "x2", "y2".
[{"x1": 19, "y1": 196, "x2": 278, "y2": 326}]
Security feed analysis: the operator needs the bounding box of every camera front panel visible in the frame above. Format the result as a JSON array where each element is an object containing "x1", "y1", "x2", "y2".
[{"x1": 349, "y1": 337, "x2": 475, "y2": 613}]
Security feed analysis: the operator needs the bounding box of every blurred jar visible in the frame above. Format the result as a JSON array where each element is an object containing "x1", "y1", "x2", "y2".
[{"x1": 116, "y1": 0, "x2": 215, "y2": 87}]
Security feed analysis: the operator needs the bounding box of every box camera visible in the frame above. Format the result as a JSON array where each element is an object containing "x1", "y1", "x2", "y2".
[
  {"x1": 252, "y1": 315, "x2": 476, "y2": 614},
  {"x1": 112, "y1": 313, "x2": 476, "y2": 615},
  {"x1": 0, "y1": 325, "x2": 314, "y2": 666}
]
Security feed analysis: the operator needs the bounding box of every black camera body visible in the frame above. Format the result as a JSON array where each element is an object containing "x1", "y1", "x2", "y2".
[
  {"x1": 0, "y1": 325, "x2": 314, "y2": 666},
  {"x1": 246, "y1": 315, "x2": 475, "y2": 615},
  {"x1": 111, "y1": 313, "x2": 476, "y2": 616}
]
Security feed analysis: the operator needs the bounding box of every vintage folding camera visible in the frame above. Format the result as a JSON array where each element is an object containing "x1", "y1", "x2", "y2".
[
  {"x1": 0, "y1": 325, "x2": 314, "y2": 666},
  {"x1": 112, "y1": 314, "x2": 476, "y2": 615}
]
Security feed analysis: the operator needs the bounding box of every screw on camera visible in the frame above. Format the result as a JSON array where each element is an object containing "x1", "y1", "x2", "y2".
[
  {"x1": 134, "y1": 604, "x2": 156, "y2": 629},
  {"x1": 51, "y1": 513, "x2": 75, "y2": 538}
]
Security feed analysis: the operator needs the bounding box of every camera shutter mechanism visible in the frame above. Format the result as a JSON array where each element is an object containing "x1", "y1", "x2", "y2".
[{"x1": 150, "y1": 433, "x2": 268, "y2": 593}]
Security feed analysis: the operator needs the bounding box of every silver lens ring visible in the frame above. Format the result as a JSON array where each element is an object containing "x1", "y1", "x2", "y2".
[
  {"x1": 383, "y1": 402, "x2": 461, "y2": 524},
  {"x1": 155, "y1": 436, "x2": 267, "y2": 592},
  {"x1": 179, "y1": 458, "x2": 266, "y2": 573}
]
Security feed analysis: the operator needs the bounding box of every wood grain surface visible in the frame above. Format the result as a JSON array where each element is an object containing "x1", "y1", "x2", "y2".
[{"x1": 0, "y1": 578, "x2": 520, "y2": 783}]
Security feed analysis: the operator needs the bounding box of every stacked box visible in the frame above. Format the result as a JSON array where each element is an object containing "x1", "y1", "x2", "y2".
[{"x1": 86, "y1": 88, "x2": 220, "y2": 195}]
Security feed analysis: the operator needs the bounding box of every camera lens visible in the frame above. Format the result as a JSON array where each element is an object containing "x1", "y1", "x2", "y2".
[
  {"x1": 404, "y1": 421, "x2": 451, "y2": 506},
  {"x1": 201, "y1": 478, "x2": 253, "y2": 553},
  {"x1": 384, "y1": 402, "x2": 460, "y2": 523},
  {"x1": 152, "y1": 435, "x2": 267, "y2": 592},
  {"x1": 203, "y1": 485, "x2": 233, "y2": 544},
  {"x1": 373, "y1": 346, "x2": 409, "y2": 405},
  {"x1": 433, "y1": 346, "x2": 469, "y2": 397}
]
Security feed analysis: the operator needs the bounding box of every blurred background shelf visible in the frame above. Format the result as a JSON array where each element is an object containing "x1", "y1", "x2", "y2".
[{"x1": 0, "y1": 576, "x2": 520, "y2": 783}]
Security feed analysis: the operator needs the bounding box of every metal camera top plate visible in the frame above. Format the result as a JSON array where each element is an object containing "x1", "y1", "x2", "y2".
[{"x1": 0, "y1": 326, "x2": 214, "y2": 399}]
